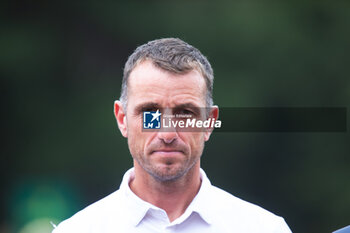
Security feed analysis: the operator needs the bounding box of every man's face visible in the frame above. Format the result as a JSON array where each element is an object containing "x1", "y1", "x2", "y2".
[{"x1": 121, "y1": 60, "x2": 211, "y2": 182}]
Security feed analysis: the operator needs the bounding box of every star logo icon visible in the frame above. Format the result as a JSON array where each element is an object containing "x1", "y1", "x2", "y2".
[{"x1": 150, "y1": 109, "x2": 161, "y2": 122}]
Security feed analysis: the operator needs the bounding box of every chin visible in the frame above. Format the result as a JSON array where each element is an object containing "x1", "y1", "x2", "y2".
[{"x1": 149, "y1": 163, "x2": 191, "y2": 182}]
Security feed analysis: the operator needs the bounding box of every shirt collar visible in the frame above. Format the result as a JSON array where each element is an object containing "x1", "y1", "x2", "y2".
[
  {"x1": 119, "y1": 168, "x2": 153, "y2": 226},
  {"x1": 119, "y1": 167, "x2": 214, "y2": 226},
  {"x1": 186, "y1": 168, "x2": 214, "y2": 224}
]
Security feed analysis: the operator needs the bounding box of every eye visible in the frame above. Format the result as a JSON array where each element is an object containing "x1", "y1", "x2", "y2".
[
  {"x1": 182, "y1": 109, "x2": 194, "y2": 115},
  {"x1": 175, "y1": 109, "x2": 195, "y2": 116}
]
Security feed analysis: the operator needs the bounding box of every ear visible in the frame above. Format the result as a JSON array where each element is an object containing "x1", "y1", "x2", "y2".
[
  {"x1": 204, "y1": 105, "x2": 219, "y2": 141},
  {"x1": 114, "y1": 100, "x2": 128, "y2": 138}
]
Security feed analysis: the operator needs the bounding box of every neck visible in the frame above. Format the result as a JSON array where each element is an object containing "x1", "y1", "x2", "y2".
[{"x1": 130, "y1": 162, "x2": 201, "y2": 222}]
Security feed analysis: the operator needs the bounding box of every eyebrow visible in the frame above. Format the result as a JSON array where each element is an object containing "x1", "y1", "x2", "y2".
[
  {"x1": 134, "y1": 102, "x2": 161, "y2": 113},
  {"x1": 173, "y1": 103, "x2": 201, "y2": 115},
  {"x1": 134, "y1": 102, "x2": 202, "y2": 114},
  {"x1": 173, "y1": 103, "x2": 200, "y2": 109}
]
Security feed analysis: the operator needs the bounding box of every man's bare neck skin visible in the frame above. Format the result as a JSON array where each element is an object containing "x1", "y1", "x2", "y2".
[{"x1": 129, "y1": 161, "x2": 202, "y2": 222}]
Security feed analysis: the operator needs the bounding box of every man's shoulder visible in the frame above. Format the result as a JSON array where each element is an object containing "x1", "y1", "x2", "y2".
[
  {"x1": 208, "y1": 185, "x2": 291, "y2": 232},
  {"x1": 52, "y1": 189, "x2": 125, "y2": 232},
  {"x1": 209, "y1": 185, "x2": 274, "y2": 215}
]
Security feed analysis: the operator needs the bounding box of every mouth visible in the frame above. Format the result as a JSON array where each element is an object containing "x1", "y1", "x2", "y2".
[{"x1": 151, "y1": 149, "x2": 183, "y2": 156}]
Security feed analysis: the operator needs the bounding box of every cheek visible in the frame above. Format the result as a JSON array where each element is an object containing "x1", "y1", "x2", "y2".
[
  {"x1": 181, "y1": 133, "x2": 205, "y2": 153},
  {"x1": 194, "y1": 134, "x2": 205, "y2": 151},
  {"x1": 127, "y1": 125, "x2": 155, "y2": 157},
  {"x1": 127, "y1": 118, "x2": 144, "y2": 154},
  {"x1": 128, "y1": 133, "x2": 145, "y2": 158}
]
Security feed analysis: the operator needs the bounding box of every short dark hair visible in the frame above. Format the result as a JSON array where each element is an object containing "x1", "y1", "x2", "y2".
[{"x1": 120, "y1": 38, "x2": 214, "y2": 109}]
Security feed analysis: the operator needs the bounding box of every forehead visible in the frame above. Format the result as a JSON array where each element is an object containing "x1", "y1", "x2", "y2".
[{"x1": 127, "y1": 60, "x2": 207, "y2": 108}]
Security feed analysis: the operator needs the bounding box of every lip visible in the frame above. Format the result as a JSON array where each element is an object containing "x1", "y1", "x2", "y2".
[
  {"x1": 151, "y1": 150, "x2": 183, "y2": 155},
  {"x1": 153, "y1": 149, "x2": 182, "y2": 152}
]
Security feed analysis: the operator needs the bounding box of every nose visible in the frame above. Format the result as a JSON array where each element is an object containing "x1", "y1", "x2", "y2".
[{"x1": 157, "y1": 131, "x2": 178, "y2": 144}]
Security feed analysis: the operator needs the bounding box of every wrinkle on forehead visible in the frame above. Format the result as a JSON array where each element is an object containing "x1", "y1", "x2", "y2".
[{"x1": 127, "y1": 61, "x2": 207, "y2": 108}]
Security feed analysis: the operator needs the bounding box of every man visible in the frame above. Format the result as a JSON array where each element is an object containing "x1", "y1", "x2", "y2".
[{"x1": 53, "y1": 38, "x2": 292, "y2": 232}]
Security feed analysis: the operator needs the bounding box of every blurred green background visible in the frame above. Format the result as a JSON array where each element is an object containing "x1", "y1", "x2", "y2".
[{"x1": 1, "y1": 1, "x2": 349, "y2": 233}]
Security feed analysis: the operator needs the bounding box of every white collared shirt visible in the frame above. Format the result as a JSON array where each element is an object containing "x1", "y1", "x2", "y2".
[{"x1": 53, "y1": 168, "x2": 292, "y2": 233}]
